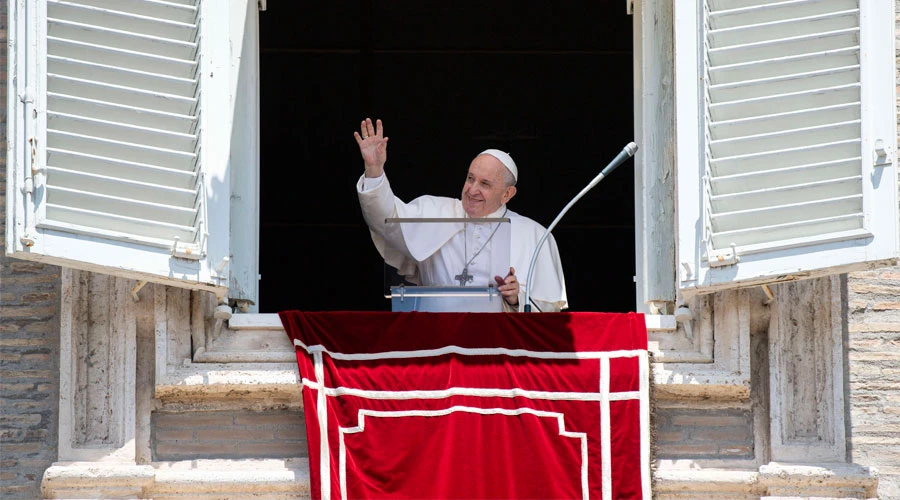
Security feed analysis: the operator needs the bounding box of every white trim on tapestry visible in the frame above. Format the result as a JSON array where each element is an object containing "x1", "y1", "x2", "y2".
[
  {"x1": 338, "y1": 407, "x2": 590, "y2": 500},
  {"x1": 314, "y1": 352, "x2": 330, "y2": 500},
  {"x1": 293, "y1": 339, "x2": 646, "y2": 361},
  {"x1": 639, "y1": 353, "x2": 651, "y2": 498},
  {"x1": 600, "y1": 358, "x2": 612, "y2": 500},
  {"x1": 300, "y1": 379, "x2": 640, "y2": 402}
]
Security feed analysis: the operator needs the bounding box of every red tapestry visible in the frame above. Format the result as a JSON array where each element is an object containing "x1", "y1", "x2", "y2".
[{"x1": 280, "y1": 311, "x2": 650, "y2": 500}]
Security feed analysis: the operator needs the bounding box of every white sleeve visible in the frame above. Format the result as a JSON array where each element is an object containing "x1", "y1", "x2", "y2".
[{"x1": 360, "y1": 174, "x2": 385, "y2": 192}]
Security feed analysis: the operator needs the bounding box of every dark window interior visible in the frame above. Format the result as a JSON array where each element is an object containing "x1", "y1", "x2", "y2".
[{"x1": 259, "y1": 1, "x2": 635, "y2": 312}]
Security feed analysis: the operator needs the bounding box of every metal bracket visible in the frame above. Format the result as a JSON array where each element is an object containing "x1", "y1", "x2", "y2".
[
  {"x1": 18, "y1": 88, "x2": 34, "y2": 104},
  {"x1": 707, "y1": 244, "x2": 738, "y2": 268},
  {"x1": 171, "y1": 237, "x2": 203, "y2": 260},
  {"x1": 131, "y1": 280, "x2": 148, "y2": 301},
  {"x1": 874, "y1": 139, "x2": 893, "y2": 168}
]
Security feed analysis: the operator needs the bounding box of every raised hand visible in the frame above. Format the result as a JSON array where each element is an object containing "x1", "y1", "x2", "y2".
[
  {"x1": 494, "y1": 266, "x2": 520, "y2": 306},
  {"x1": 354, "y1": 118, "x2": 389, "y2": 178}
]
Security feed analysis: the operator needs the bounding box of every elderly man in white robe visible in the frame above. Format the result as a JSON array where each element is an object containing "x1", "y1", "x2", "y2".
[{"x1": 355, "y1": 118, "x2": 567, "y2": 312}]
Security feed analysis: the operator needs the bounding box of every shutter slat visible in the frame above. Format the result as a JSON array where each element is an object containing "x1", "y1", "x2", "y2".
[
  {"x1": 709, "y1": 102, "x2": 859, "y2": 140},
  {"x1": 46, "y1": 148, "x2": 196, "y2": 189},
  {"x1": 48, "y1": 18, "x2": 197, "y2": 60},
  {"x1": 709, "y1": 66, "x2": 859, "y2": 102},
  {"x1": 711, "y1": 194, "x2": 861, "y2": 232},
  {"x1": 709, "y1": 47, "x2": 858, "y2": 85},
  {"x1": 48, "y1": 55, "x2": 197, "y2": 96},
  {"x1": 48, "y1": 130, "x2": 196, "y2": 170},
  {"x1": 48, "y1": 0, "x2": 198, "y2": 41},
  {"x1": 47, "y1": 19, "x2": 197, "y2": 59},
  {"x1": 59, "y1": 0, "x2": 198, "y2": 24},
  {"x1": 711, "y1": 157, "x2": 860, "y2": 194},
  {"x1": 48, "y1": 74, "x2": 196, "y2": 115},
  {"x1": 46, "y1": 186, "x2": 197, "y2": 227},
  {"x1": 45, "y1": 166, "x2": 197, "y2": 206},
  {"x1": 708, "y1": 0, "x2": 859, "y2": 30},
  {"x1": 709, "y1": 120, "x2": 860, "y2": 158},
  {"x1": 708, "y1": 28, "x2": 858, "y2": 66},
  {"x1": 44, "y1": 206, "x2": 197, "y2": 243},
  {"x1": 711, "y1": 214, "x2": 864, "y2": 248},
  {"x1": 48, "y1": 93, "x2": 197, "y2": 134},
  {"x1": 48, "y1": 37, "x2": 196, "y2": 78},
  {"x1": 710, "y1": 139, "x2": 860, "y2": 176},
  {"x1": 47, "y1": 111, "x2": 197, "y2": 150},
  {"x1": 711, "y1": 175, "x2": 861, "y2": 211},
  {"x1": 709, "y1": 83, "x2": 859, "y2": 121},
  {"x1": 709, "y1": 9, "x2": 858, "y2": 47}
]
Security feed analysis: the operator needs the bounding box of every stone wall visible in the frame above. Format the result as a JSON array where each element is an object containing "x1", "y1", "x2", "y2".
[
  {"x1": 847, "y1": 268, "x2": 900, "y2": 500},
  {"x1": 841, "y1": 3, "x2": 900, "y2": 499},
  {"x1": 0, "y1": 2, "x2": 62, "y2": 498}
]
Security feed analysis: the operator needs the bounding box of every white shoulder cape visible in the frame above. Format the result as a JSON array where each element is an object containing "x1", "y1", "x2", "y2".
[{"x1": 358, "y1": 175, "x2": 567, "y2": 309}]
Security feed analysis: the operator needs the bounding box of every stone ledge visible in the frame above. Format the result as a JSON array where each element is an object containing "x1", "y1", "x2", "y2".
[
  {"x1": 177, "y1": 313, "x2": 753, "y2": 401},
  {"x1": 155, "y1": 363, "x2": 302, "y2": 402},
  {"x1": 655, "y1": 463, "x2": 878, "y2": 499},
  {"x1": 42, "y1": 459, "x2": 311, "y2": 499},
  {"x1": 652, "y1": 367, "x2": 751, "y2": 399}
]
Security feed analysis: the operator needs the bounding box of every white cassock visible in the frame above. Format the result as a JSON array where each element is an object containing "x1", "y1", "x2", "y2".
[{"x1": 357, "y1": 173, "x2": 568, "y2": 312}]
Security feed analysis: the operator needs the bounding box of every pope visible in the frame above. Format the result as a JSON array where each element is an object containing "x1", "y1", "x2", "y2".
[{"x1": 355, "y1": 118, "x2": 567, "y2": 312}]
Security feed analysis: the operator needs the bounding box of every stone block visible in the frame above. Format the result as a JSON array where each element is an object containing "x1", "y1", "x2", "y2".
[
  {"x1": 154, "y1": 429, "x2": 194, "y2": 441},
  {"x1": 275, "y1": 426, "x2": 307, "y2": 440},
  {"x1": 238, "y1": 441, "x2": 307, "y2": 457},
  {"x1": 233, "y1": 413, "x2": 302, "y2": 426},
  {"x1": 669, "y1": 414, "x2": 748, "y2": 427},
  {"x1": 195, "y1": 428, "x2": 275, "y2": 441}
]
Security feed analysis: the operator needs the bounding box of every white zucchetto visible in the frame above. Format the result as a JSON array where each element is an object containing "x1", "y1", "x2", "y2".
[{"x1": 480, "y1": 149, "x2": 518, "y2": 182}]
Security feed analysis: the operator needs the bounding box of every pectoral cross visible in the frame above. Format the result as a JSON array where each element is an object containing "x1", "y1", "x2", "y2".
[{"x1": 454, "y1": 267, "x2": 473, "y2": 286}]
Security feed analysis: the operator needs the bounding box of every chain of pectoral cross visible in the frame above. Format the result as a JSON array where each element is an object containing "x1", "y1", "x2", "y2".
[{"x1": 454, "y1": 209, "x2": 508, "y2": 286}]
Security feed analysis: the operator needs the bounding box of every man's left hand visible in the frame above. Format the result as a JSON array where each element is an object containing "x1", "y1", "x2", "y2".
[{"x1": 494, "y1": 267, "x2": 519, "y2": 306}]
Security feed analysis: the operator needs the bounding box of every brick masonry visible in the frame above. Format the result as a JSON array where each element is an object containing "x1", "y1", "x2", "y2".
[
  {"x1": 0, "y1": 2, "x2": 63, "y2": 499},
  {"x1": 842, "y1": 3, "x2": 900, "y2": 499},
  {"x1": 655, "y1": 408, "x2": 754, "y2": 460},
  {"x1": 152, "y1": 410, "x2": 307, "y2": 461}
]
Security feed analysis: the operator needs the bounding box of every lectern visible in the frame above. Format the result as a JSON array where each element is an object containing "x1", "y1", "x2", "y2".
[{"x1": 383, "y1": 217, "x2": 511, "y2": 312}]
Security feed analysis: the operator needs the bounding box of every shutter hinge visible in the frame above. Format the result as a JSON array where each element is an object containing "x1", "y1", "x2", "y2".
[
  {"x1": 874, "y1": 139, "x2": 893, "y2": 168},
  {"x1": 707, "y1": 245, "x2": 738, "y2": 268},
  {"x1": 626, "y1": 0, "x2": 635, "y2": 15},
  {"x1": 258, "y1": 0, "x2": 266, "y2": 11}
]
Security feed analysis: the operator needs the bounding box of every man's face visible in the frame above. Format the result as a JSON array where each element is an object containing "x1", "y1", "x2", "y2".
[{"x1": 461, "y1": 155, "x2": 517, "y2": 218}]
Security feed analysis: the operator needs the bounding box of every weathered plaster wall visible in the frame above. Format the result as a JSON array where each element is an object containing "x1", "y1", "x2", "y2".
[
  {"x1": 842, "y1": 3, "x2": 900, "y2": 498},
  {"x1": 0, "y1": 2, "x2": 62, "y2": 498}
]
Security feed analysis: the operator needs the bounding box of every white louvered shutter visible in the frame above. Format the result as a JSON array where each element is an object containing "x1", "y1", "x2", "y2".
[
  {"x1": 7, "y1": 0, "x2": 232, "y2": 295},
  {"x1": 675, "y1": 0, "x2": 898, "y2": 296}
]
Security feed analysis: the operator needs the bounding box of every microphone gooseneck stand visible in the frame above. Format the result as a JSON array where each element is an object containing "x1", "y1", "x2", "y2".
[{"x1": 524, "y1": 142, "x2": 639, "y2": 312}]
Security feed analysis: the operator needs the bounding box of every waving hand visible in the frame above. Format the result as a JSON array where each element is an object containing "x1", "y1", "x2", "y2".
[{"x1": 354, "y1": 118, "x2": 389, "y2": 178}]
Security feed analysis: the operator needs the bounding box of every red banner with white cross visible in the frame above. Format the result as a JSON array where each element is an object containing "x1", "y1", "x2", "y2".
[{"x1": 280, "y1": 311, "x2": 651, "y2": 499}]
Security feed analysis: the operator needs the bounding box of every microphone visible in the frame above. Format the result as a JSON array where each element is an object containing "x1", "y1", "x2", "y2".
[{"x1": 523, "y1": 142, "x2": 638, "y2": 312}]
